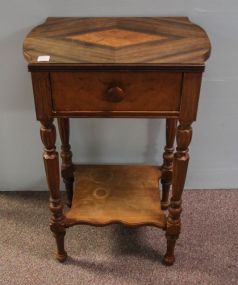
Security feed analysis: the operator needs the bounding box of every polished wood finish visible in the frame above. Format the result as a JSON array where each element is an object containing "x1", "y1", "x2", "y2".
[
  {"x1": 40, "y1": 119, "x2": 67, "y2": 262},
  {"x1": 106, "y1": 86, "x2": 126, "y2": 103},
  {"x1": 31, "y1": 72, "x2": 52, "y2": 120},
  {"x1": 57, "y1": 118, "x2": 74, "y2": 207},
  {"x1": 24, "y1": 17, "x2": 211, "y2": 265},
  {"x1": 50, "y1": 72, "x2": 182, "y2": 115},
  {"x1": 161, "y1": 119, "x2": 177, "y2": 210},
  {"x1": 65, "y1": 165, "x2": 166, "y2": 228},
  {"x1": 163, "y1": 121, "x2": 193, "y2": 265},
  {"x1": 23, "y1": 17, "x2": 211, "y2": 67}
]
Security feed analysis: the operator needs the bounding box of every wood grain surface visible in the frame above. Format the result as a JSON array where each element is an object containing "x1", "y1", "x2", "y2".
[
  {"x1": 65, "y1": 165, "x2": 166, "y2": 229},
  {"x1": 23, "y1": 17, "x2": 211, "y2": 68},
  {"x1": 50, "y1": 71, "x2": 182, "y2": 113},
  {"x1": 25, "y1": 17, "x2": 211, "y2": 264}
]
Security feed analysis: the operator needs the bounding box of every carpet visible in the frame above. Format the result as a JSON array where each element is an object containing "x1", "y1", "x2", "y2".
[{"x1": 0, "y1": 190, "x2": 237, "y2": 285}]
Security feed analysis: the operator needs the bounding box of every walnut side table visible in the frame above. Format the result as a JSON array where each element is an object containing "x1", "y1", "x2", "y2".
[{"x1": 23, "y1": 17, "x2": 211, "y2": 265}]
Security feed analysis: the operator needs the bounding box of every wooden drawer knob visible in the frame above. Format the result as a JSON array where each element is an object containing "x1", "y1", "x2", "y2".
[{"x1": 106, "y1": 86, "x2": 126, "y2": 102}]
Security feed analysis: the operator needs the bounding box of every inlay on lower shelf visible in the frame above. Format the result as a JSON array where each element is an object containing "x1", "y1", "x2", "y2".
[
  {"x1": 65, "y1": 165, "x2": 166, "y2": 228},
  {"x1": 23, "y1": 17, "x2": 211, "y2": 265}
]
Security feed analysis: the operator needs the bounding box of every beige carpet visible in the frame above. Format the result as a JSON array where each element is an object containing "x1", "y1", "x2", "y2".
[{"x1": 0, "y1": 190, "x2": 237, "y2": 285}]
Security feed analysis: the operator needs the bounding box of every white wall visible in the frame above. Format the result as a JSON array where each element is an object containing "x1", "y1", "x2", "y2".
[{"x1": 0, "y1": 1, "x2": 238, "y2": 190}]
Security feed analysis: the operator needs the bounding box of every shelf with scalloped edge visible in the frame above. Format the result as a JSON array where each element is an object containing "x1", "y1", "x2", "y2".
[{"x1": 64, "y1": 165, "x2": 166, "y2": 229}]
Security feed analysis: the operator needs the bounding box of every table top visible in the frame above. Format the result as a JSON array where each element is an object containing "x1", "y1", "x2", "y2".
[{"x1": 23, "y1": 17, "x2": 211, "y2": 69}]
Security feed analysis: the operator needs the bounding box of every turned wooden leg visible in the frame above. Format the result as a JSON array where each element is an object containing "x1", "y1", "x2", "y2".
[
  {"x1": 161, "y1": 119, "x2": 177, "y2": 210},
  {"x1": 163, "y1": 121, "x2": 192, "y2": 265},
  {"x1": 40, "y1": 119, "x2": 67, "y2": 262},
  {"x1": 57, "y1": 118, "x2": 74, "y2": 207}
]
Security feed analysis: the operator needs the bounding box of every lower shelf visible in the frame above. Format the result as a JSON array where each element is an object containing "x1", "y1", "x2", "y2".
[{"x1": 65, "y1": 165, "x2": 166, "y2": 229}]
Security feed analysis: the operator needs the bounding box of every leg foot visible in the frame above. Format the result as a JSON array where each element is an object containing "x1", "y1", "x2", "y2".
[
  {"x1": 163, "y1": 233, "x2": 178, "y2": 266},
  {"x1": 163, "y1": 254, "x2": 175, "y2": 266},
  {"x1": 56, "y1": 251, "x2": 68, "y2": 262},
  {"x1": 51, "y1": 226, "x2": 67, "y2": 263}
]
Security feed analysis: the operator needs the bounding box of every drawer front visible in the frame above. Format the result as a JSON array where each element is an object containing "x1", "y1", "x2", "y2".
[{"x1": 50, "y1": 72, "x2": 182, "y2": 114}]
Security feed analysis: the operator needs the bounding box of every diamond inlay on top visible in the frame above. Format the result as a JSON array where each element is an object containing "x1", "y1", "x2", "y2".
[
  {"x1": 67, "y1": 28, "x2": 167, "y2": 48},
  {"x1": 23, "y1": 17, "x2": 211, "y2": 66}
]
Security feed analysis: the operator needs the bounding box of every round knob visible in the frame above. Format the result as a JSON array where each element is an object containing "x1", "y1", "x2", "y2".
[{"x1": 106, "y1": 86, "x2": 126, "y2": 102}]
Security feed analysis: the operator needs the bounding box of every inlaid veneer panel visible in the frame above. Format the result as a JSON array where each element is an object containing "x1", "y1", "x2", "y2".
[{"x1": 23, "y1": 17, "x2": 211, "y2": 66}]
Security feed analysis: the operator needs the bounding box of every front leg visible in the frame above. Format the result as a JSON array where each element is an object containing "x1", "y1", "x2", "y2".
[
  {"x1": 163, "y1": 121, "x2": 192, "y2": 265},
  {"x1": 57, "y1": 118, "x2": 74, "y2": 207},
  {"x1": 40, "y1": 119, "x2": 67, "y2": 262}
]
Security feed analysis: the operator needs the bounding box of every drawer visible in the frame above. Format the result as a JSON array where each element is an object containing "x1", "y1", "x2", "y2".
[{"x1": 50, "y1": 72, "x2": 182, "y2": 114}]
